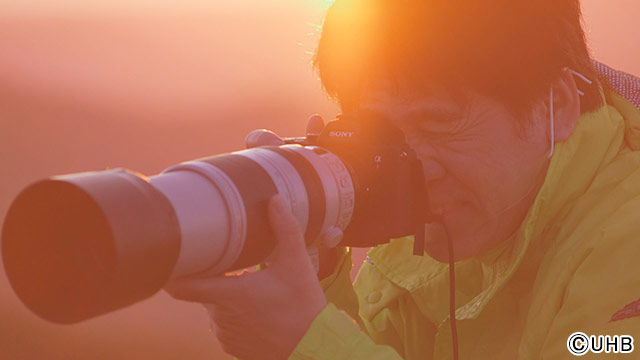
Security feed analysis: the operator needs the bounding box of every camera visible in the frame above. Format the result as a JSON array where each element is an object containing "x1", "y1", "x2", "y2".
[{"x1": 1, "y1": 111, "x2": 427, "y2": 324}]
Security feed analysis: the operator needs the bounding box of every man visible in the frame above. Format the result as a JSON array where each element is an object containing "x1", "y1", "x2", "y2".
[{"x1": 166, "y1": 0, "x2": 640, "y2": 358}]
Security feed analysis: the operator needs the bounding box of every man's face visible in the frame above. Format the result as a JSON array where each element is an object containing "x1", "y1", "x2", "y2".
[{"x1": 360, "y1": 85, "x2": 552, "y2": 262}]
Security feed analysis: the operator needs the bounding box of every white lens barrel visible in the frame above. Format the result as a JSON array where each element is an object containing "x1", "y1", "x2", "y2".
[
  {"x1": 237, "y1": 148, "x2": 310, "y2": 236},
  {"x1": 284, "y1": 146, "x2": 355, "y2": 239},
  {"x1": 151, "y1": 163, "x2": 248, "y2": 279},
  {"x1": 152, "y1": 145, "x2": 355, "y2": 279}
]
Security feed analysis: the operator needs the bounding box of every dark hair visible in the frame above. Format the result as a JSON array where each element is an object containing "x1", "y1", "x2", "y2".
[{"x1": 313, "y1": 0, "x2": 602, "y2": 114}]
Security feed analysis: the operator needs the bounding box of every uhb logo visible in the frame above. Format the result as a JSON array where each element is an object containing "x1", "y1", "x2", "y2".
[{"x1": 567, "y1": 332, "x2": 634, "y2": 356}]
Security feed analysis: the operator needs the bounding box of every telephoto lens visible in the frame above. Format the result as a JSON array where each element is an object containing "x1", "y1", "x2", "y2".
[{"x1": 1, "y1": 145, "x2": 355, "y2": 324}]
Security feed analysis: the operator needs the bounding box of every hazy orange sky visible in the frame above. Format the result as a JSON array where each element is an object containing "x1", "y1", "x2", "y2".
[
  {"x1": 0, "y1": 0, "x2": 637, "y2": 130},
  {"x1": 0, "y1": 1, "x2": 638, "y2": 359}
]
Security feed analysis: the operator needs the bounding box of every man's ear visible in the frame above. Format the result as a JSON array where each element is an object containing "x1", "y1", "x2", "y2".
[{"x1": 550, "y1": 68, "x2": 581, "y2": 142}]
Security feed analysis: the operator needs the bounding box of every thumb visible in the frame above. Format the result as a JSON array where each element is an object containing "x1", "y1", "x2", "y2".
[{"x1": 268, "y1": 195, "x2": 311, "y2": 268}]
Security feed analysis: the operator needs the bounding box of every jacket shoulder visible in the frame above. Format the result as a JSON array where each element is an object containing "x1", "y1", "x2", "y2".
[{"x1": 595, "y1": 61, "x2": 640, "y2": 110}]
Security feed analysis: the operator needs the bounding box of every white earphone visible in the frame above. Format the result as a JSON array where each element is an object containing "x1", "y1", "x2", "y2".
[{"x1": 547, "y1": 69, "x2": 593, "y2": 159}]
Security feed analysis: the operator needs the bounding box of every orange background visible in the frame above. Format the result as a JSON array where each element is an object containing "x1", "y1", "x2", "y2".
[{"x1": 0, "y1": 1, "x2": 638, "y2": 359}]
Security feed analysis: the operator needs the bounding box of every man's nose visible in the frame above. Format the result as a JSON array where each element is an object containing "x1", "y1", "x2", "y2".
[{"x1": 421, "y1": 157, "x2": 446, "y2": 183}]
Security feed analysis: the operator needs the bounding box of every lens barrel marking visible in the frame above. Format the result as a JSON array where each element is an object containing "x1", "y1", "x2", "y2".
[{"x1": 263, "y1": 146, "x2": 326, "y2": 245}]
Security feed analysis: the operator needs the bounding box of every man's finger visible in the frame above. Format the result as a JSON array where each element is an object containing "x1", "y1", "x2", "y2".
[
  {"x1": 165, "y1": 271, "x2": 261, "y2": 304},
  {"x1": 268, "y1": 195, "x2": 312, "y2": 267}
]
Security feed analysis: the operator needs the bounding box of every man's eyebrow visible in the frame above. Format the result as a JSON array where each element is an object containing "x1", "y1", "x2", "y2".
[{"x1": 404, "y1": 102, "x2": 462, "y2": 121}]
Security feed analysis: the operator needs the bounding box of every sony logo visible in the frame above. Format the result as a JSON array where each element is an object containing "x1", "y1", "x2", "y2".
[{"x1": 329, "y1": 131, "x2": 355, "y2": 138}]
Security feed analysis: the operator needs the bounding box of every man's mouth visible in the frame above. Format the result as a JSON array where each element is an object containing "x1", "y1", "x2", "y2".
[
  {"x1": 430, "y1": 203, "x2": 454, "y2": 217},
  {"x1": 424, "y1": 204, "x2": 450, "y2": 224}
]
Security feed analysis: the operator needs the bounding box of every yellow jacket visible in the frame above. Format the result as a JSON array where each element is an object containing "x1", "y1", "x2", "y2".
[{"x1": 291, "y1": 63, "x2": 640, "y2": 360}]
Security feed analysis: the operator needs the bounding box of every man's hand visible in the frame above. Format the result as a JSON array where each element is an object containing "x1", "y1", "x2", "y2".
[{"x1": 165, "y1": 195, "x2": 327, "y2": 360}]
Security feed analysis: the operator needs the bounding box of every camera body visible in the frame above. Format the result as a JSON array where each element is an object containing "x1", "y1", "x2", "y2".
[{"x1": 313, "y1": 112, "x2": 427, "y2": 247}]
